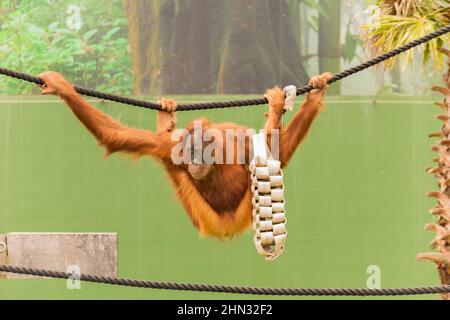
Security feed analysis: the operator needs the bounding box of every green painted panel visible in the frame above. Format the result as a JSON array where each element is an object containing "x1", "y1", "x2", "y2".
[{"x1": 0, "y1": 95, "x2": 441, "y2": 299}]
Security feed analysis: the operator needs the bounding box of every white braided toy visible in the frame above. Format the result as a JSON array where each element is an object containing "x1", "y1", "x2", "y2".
[{"x1": 250, "y1": 86, "x2": 297, "y2": 261}]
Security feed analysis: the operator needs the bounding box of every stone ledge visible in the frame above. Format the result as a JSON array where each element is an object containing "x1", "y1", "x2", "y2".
[{"x1": 0, "y1": 233, "x2": 118, "y2": 279}]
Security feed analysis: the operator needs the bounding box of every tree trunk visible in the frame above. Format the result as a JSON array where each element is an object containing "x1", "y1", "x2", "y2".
[
  {"x1": 123, "y1": 0, "x2": 162, "y2": 95},
  {"x1": 124, "y1": 0, "x2": 309, "y2": 95},
  {"x1": 418, "y1": 49, "x2": 450, "y2": 300},
  {"x1": 318, "y1": 0, "x2": 341, "y2": 95},
  {"x1": 288, "y1": 0, "x2": 302, "y2": 55}
]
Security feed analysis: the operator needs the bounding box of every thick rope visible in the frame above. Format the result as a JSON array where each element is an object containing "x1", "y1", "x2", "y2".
[
  {"x1": 0, "y1": 264, "x2": 449, "y2": 296},
  {"x1": 1, "y1": 26, "x2": 450, "y2": 297},
  {"x1": 1, "y1": 25, "x2": 449, "y2": 111}
]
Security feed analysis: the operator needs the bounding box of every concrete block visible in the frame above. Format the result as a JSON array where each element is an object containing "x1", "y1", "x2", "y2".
[{"x1": 0, "y1": 233, "x2": 118, "y2": 279}]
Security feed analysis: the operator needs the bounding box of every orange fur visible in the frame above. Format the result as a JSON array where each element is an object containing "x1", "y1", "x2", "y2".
[
  {"x1": 45, "y1": 72, "x2": 329, "y2": 239},
  {"x1": 168, "y1": 169, "x2": 252, "y2": 238}
]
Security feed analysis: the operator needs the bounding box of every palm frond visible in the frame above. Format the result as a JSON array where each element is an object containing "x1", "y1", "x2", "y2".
[{"x1": 362, "y1": 0, "x2": 450, "y2": 69}]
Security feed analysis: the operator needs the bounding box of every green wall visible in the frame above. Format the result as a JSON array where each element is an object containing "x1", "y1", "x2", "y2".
[{"x1": 0, "y1": 95, "x2": 442, "y2": 299}]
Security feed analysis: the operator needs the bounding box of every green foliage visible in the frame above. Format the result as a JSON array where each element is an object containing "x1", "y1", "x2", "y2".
[
  {"x1": 0, "y1": 0, "x2": 133, "y2": 94},
  {"x1": 362, "y1": 0, "x2": 450, "y2": 69}
]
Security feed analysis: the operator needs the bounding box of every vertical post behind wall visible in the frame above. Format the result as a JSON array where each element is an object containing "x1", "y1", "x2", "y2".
[{"x1": 318, "y1": 0, "x2": 342, "y2": 95}]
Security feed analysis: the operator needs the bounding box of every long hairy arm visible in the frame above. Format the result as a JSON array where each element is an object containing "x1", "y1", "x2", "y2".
[
  {"x1": 277, "y1": 73, "x2": 332, "y2": 168},
  {"x1": 38, "y1": 72, "x2": 172, "y2": 160},
  {"x1": 279, "y1": 97, "x2": 323, "y2": 167},
  {"x1": 64, "y1": 93, "x2": 171, "y2": 159}
]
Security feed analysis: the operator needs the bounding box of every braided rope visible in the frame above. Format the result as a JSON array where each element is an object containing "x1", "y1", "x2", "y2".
[
  {"x1": 0, "y1": 25, "x2": 449, "y2": 111},
  {"x1": 1, "y1": 25, "x2": 450, "y2": 297},
  {"x1": 250, "y1": 132, "x2": 287, "y2": 261},
  {"x1": 0, "y1": 264, "x2": 449, "y2": 296}
]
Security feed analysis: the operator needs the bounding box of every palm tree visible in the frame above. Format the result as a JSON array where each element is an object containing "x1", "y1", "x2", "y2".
[
  {"x1": 363, "y1": 0, "x2": 450, "y2": 300},
  {"x1": 363, "y1": 0, "x2": 450, "y2": 67},
  {"x1": 362, "y1": 0, "x2": 450, "y2": 68}
]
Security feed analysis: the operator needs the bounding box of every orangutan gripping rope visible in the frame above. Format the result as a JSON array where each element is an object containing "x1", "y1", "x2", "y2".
[{"x1": 36, "y1": 71, "x2": 332, "y2": 239}]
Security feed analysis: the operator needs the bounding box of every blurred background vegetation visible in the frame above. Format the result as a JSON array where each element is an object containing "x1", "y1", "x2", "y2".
[
  {"x1": 363, "y1": 0, "x2": 450, "y2": 69},
  {"x1": 0, "y1": 0, "x2": 133, "y2": 94},
  {"x1": 0, "y1": 0, "x2": 448, "y2": 95}
]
